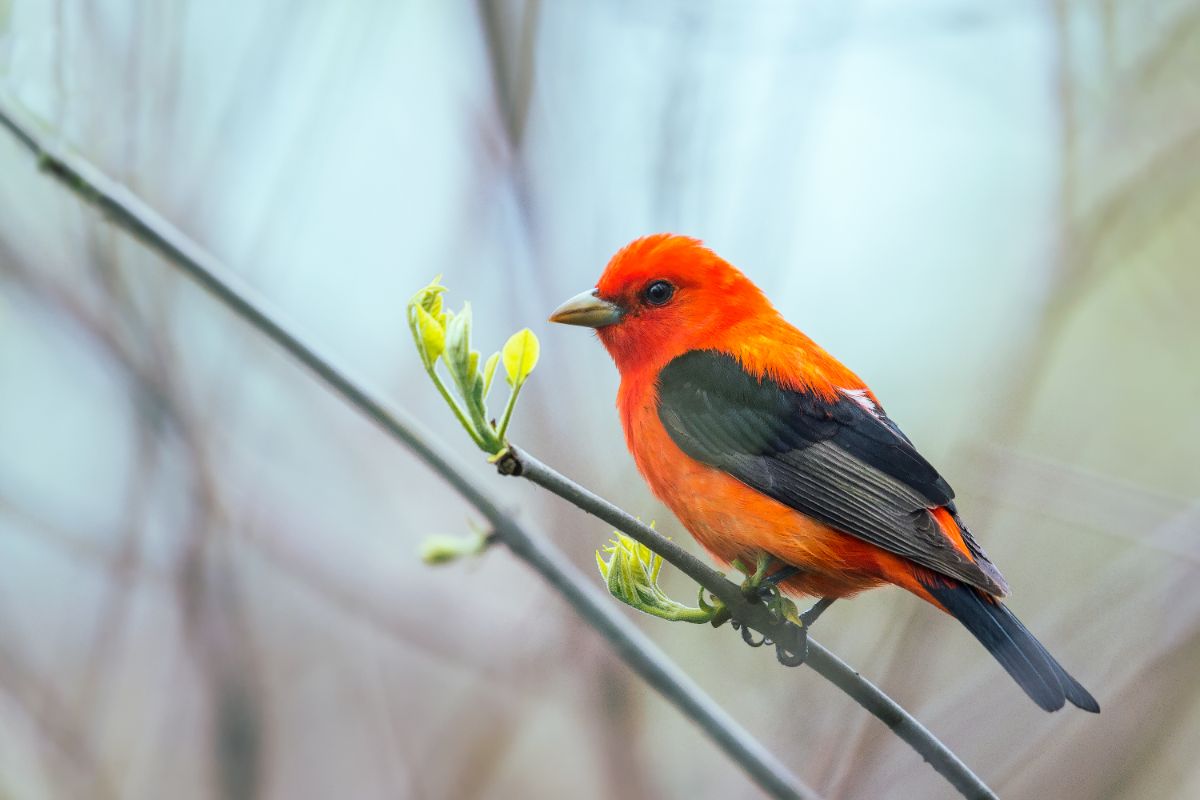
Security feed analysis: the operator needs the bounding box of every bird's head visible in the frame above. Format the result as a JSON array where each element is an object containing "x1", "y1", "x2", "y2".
[{"x1": 550, "y1": 234, "x2": 773, "y2": 374}]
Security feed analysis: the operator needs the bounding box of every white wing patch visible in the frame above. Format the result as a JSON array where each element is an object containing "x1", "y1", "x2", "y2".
[{"x1": 840, "y1": 388, "x2": 878, "y2": 414}]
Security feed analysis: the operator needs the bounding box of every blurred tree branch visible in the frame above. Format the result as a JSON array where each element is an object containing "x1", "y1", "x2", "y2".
[
  {"x1": 0, "y1": 101, "x2": 815, "y2": 800},
  {"x1": 0, "y1": 101, "x2": 997, "y2": 800}
]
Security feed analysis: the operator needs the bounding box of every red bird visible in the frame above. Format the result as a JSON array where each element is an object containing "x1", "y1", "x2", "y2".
[{"x1": 550, "y1": 234, "x2": 1098, "y2": 713}]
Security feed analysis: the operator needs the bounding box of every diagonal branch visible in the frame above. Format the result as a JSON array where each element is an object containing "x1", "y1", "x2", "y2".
[
  {"x1": 503, "y1": 448, "x2": 995, "y2": 800},
  {"x1": 0, "y1": 99, "x2": 996, "y2": 800},
  {"x1": 0, "y1": 100, "x2": 815, "y2": 800}
]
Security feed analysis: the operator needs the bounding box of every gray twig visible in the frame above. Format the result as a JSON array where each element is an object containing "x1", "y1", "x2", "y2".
[
  {"x1": 506, "y1": 448, "x2": 995, "y2": 800},
  {"x1": 0, "y1": 100, "x2": 997, "y2": 800}
]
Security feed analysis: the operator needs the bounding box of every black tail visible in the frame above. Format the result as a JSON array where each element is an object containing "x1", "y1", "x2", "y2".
[{"x1": 924, "y1": 580, "x2": 1099, "y2": 713}]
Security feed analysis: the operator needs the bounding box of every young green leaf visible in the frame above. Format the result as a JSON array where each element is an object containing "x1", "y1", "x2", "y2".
[
  {"x1": 502, "y1": 328, "x2": 540, "y2": 387},
  {"x1": 444, "y1": 303, "x2": 473, "y2": 385},
  {"x1": 414, "y1": 304, "x2": 445, "y2": 364},
  {"x1": 594, "y1": 531, "x2": 717, "y2": 624},
  {"x1": 596, "y1": 549, "x2": 611, "y2": 580},
  {"x1": 482, "y1": 352, "x2": 500, "y2": 398},
  {"x1": 419, "y1": 531, "x2": 491, "y2": 565},
  {"x1": 467, "y1": 349, "x2": 480, "y2": 383},
  {"x1": 417, "y1": 277, "x2": 446, "y2": 316}
]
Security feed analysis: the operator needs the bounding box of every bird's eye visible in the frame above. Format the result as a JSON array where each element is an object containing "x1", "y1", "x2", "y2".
[{"x1": 642, "y1": 280, "x2": 676, "y2": 306}]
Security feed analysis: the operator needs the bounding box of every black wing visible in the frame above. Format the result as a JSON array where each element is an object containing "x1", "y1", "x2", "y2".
[{"x1": 656, "y1": 350, "x2": 1006, "y2": 596}]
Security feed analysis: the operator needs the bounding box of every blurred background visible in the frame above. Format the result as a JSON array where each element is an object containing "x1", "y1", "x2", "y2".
[{"x1": 1, "y1": 0, "x2": 1198, "y2": 798}]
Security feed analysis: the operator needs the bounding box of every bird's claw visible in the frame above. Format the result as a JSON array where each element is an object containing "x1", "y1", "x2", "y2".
[
  {"x1": 755, "y1": 581, "x2": 802, "y2": 625},
  {"x1": 731, "y1": 619, "x2": 771, "y2": 648},
  {"x1": 774, "y1": 626, "x2": 809, "y2": 667},
  {"x1": 737, "y1": 554, "x2": 809, "y2": 624},
  {"x1": 734, "y1": 552, "x2": 773, "y2": 595},
  {"x1": 772, "y1": 598, "x2": 834, "y2": 665},
  {"x1": 729, "y1": 553, "x2": 805, "y2": 656},
  {"x1": 731, "y1": 614, "x2": 809, "y2": 664},
  {"x1": 730, "y1": 554, "x2": 815, "y2": 663}
]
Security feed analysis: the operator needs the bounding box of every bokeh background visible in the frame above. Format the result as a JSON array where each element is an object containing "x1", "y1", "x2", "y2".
[{"x1": 1, "y1": 1, "x2": 1198, "y2": 798}]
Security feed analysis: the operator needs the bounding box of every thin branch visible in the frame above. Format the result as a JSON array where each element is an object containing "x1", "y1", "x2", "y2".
[
  {"x1": 504, "y1": 449, "x2": 995, "y2": 800},
  {"x1": 0, "y1": 99, "x2": 997, "y2": 800},
  {"x1": 0, "y1": 100, "x2": 815, "y2": 800},
  {"x1": 0, "y1": 639, "x2": 118, "y2": 800}
]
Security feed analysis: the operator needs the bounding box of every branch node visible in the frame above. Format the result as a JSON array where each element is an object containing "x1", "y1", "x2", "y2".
[{"x1": 493, "y1": 448, "x2": 523, "y2": 476}]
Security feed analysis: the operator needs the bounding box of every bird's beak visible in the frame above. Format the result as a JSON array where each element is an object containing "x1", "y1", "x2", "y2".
[{"x1": 549, "y1": 289, "x2": 623, "y2": 328}]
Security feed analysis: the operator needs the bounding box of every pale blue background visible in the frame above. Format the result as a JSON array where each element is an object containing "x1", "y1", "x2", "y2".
[{"x1": 1, "y1": 1, "x2": 1197, "y2": 798}]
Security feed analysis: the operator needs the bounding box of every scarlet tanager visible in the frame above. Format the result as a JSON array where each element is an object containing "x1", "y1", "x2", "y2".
[{"x1": 550, "y1": 234, "x2": 1098, "y2": 713}]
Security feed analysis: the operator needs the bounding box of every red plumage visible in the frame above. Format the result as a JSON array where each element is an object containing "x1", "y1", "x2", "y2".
[{"x1": 551, "y1": 234, "x2": 1098, "y2": 713}]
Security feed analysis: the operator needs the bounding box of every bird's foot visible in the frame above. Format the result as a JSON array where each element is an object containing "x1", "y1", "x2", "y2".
[
  {"x1": 773, "y1": 625, "x2": 809, "y2": 667},
  {"x1": 798, "y1": 596, "x2": 835, "y2": 629},
  {"x1": 732, "y1": 552, "x2": 773, "y2": 597},
  {"x1": 732, "y1": 554, "x2": 802, "y2": 625},
  {"x1": 724, "y1": 555, "x2": 804, "y2": 659},
  {"x1": 724, "y1": 556, "x2": 825, "y2": 666},
  {"x1": 728, "y1": 612, "x2": 809, "y2": 666},
  {"x1": 754, "y1": 581, "x2": 801, "y2": 626},
  {"x1": 729, "y1": 594, "x2": 834, "y2": 667},
  {"x1": 769, "y1": 597, "x2": 836, "y2": 667},
  {"x1": 713, "y1": 554, "x2": 776, "y2": 631}
]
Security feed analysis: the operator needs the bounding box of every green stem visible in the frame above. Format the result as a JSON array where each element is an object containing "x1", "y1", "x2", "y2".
[
  {"x1": 406, "y1": 306, "x2": 493, "y2": 452},
  {"x1": 496, "y1": 379, "x2": 523, "y2": 441},
  {"x1": 425, "y1": 364, "x2": 488, "y2": 450},
  {"x1": 659, "y1": 605, "x2": 719, "y2": 624},
  {"x1": 463, "y1": 388, "x2": 503, "y2": 453}
]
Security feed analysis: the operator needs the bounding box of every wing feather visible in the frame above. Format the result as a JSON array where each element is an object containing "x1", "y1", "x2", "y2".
[{"x1": 656, "y1": 350, "x2": 1005, "y2": 596}]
